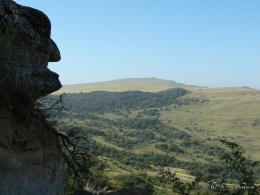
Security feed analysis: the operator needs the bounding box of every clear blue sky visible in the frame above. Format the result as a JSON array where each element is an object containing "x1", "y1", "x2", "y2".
[{"x1": 16, "y1": 0, "x2": 260, "y2": 89}]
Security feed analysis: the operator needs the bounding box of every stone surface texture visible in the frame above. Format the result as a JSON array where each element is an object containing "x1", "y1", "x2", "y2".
[
  {"x1": 0, "y1": 0, "x2": 62, "y2": 99},
  {"x1": 0, "y1": 109, "x2": 65, "y2": 195},
  {"x1": 0, "y1": 0, "x2": 65, "y2": 194}
]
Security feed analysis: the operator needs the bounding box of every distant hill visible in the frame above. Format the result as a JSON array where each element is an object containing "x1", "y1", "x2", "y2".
[
  {"x1": 66, "y1": 77, "x2": 202, "y2": 87},
  {"x1": 53, "y1": 77, "x2": 206, "y2": 94}
]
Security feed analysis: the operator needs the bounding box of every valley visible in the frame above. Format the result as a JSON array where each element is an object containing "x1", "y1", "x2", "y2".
[{"x1": 48, "y1": 78, "x2": 260, "y2": 194}]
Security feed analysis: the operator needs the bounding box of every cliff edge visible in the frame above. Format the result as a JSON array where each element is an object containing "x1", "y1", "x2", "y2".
[{"x1": 0, "y1": 0, "x2": 65, "y2": 194}]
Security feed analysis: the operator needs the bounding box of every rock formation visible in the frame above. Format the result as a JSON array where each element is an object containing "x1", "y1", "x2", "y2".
[
  {"x1": 0, "y1": 0, "x2": 65, "y2": 194},
  {"x1": 0, "y1": 0, "x2": 62, "y2": 99}
]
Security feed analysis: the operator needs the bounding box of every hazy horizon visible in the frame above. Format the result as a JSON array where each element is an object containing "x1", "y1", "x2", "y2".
[
  {"x1": 16, "y1": 0, "x2": 260, "y2": 89},
  {"x1": 61, "y1": 77, "x2": 258, "y2": 90}
]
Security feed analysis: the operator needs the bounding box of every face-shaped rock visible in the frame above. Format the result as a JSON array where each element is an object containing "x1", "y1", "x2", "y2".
[{"x1": 0, "y1": 0, "x2": 62, "y2": 99}]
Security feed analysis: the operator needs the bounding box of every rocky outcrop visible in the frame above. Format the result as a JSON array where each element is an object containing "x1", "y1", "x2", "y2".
[
  {"x1": 0, "y1": 109, "x2": 65, "y2": 195},
  {"x1": 0, "y1": 0, "x2": 65, "y2": 194},
  {"x1": 0, "y1": 0, "x2": 62, "y2": 99}
]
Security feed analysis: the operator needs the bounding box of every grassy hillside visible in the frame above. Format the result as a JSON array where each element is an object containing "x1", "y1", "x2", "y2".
[
  {"x1": 53, "y1": 85, "x2": 260, "y2": 159},
  {"x1": 161, "y1": 87, "x2": 260, "y2": 159},
  {"x1": 47, "y1": 83, "x2": 260, "y2": 194}
]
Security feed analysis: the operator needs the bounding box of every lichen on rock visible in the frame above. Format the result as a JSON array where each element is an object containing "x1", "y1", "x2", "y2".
[{"x1": 0, "y1": 0, "x2": 65, "y2": 194}]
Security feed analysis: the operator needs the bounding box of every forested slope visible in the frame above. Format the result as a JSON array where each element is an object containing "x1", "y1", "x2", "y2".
[{"x1": 45, "y1": 87, "x2": 260, "y2": 194}]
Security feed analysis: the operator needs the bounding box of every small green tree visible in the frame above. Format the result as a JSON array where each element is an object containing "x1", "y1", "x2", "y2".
[
  {"x1": 218, "y1": 139, "x2": 260, "y2": 195},
  {"x1": 159, "y1": 139, "x2": 260, "y2": 195}
]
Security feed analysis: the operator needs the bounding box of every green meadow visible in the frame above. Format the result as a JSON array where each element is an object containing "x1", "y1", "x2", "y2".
[{"x1": 51, "y1": 78, "x2": 260, "y2": 194}]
